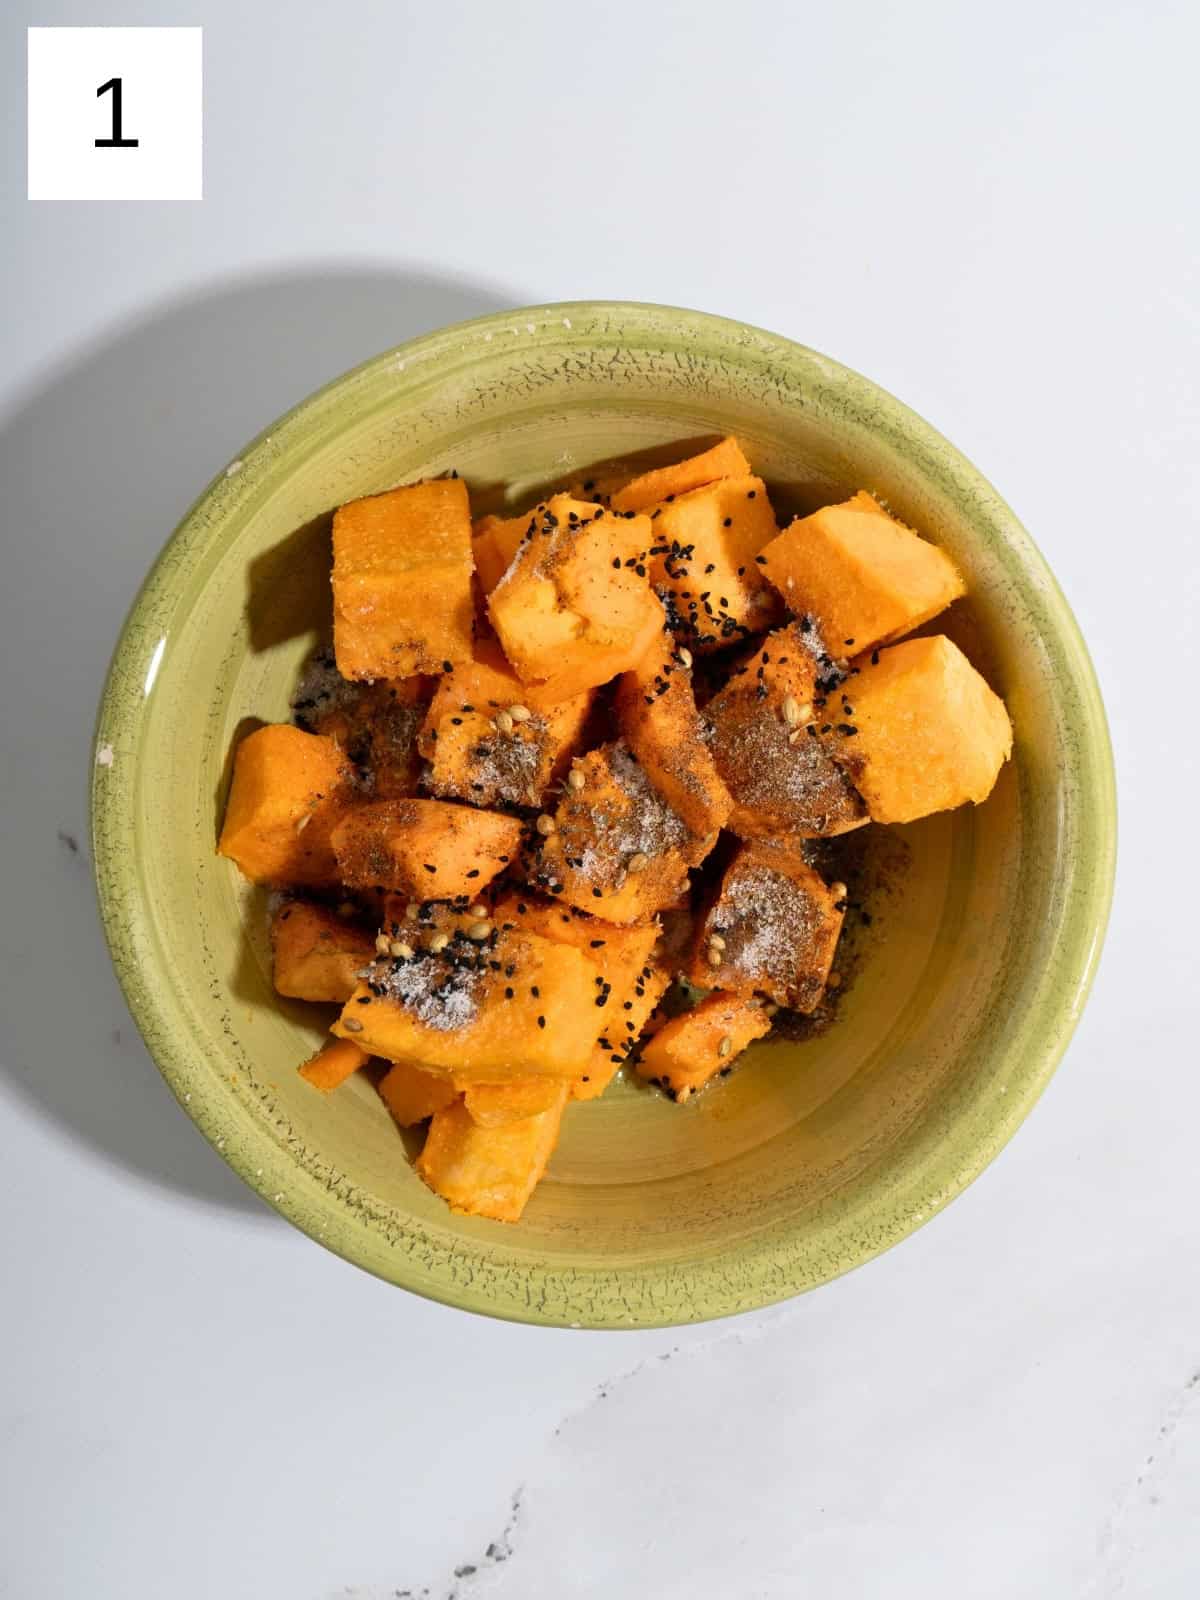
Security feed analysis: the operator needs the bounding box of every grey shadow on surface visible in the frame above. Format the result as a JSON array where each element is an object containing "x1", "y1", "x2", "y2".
[{"x1": 0, "y1": 265, "x2": 516, "y2": 1216}]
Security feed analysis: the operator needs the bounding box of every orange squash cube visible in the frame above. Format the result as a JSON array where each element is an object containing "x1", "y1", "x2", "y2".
[
  {"x1": 758, "y1": 491, "x2": 966, "y2": 656},
  {"x1": 331, "y1": 925, "x2": 598, "y2": 1082},
  {"x1": 218, "y1": 724, "x2": 352, "y2": 887},
  {"x1": 377, "y1": 1060, "x2": 458, "y2": 1125},
  {"x1": 463, "y1": 1078, "x2": 568, "y2": 1127},
  {"x1": 419, "y1": 636, "x2": 592, "y2": 808},
  {"x1": 294, "y1": 658, "x2": 430, "y2": 799},
  {"x1": 705, "y1": 622, "x2": 868, "y2": 838},
  {"x1": 488, "y1": 495, "x2": 665, "y2": 701},
  {"x1": 610, "y1": 436, "x2": 752, "y2": 513},
  {"x1": 688, "y1": 839, "x2": 845, "y2": 1012},
  {"x1": 298, "y1": 1035, "x2": 370, "y2": 1093},
  {"x1": 827, "y1": 635, "x2": 1013, "y2": 823},
  {"x1": 332, "y1": 478, "x2": 474, "y2": 679},
  {"x1": 490, "y1": 892, "x2": 669, "y2": 1098},
  {"x1": 636, "y1": 991, "x2": 772, "y2": 1102},
  {"x1": 331, "y1": 798, "x2": 524, "y2": 900},
  {"x1": 472, "y1": 512, "x2": 529, "y2": 595},
  {"x1": 417, "y1": 1093, "x2": 568, "y2": 1222},
  {"x1": 645, "y1": 476, "x2": 783, "y2": 652},
  {"x1": 615, "y1": 631, "x2": 732, "y2": 841},
  {"x1": 270, "y1": 899, "x2": 376, "y2": 1002},
  {"x1": 528, "y1": 742, "x2": 705, "y2": 923}
]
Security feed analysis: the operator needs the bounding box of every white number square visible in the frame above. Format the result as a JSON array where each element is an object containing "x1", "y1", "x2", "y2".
[{"x1": 28, "y1": 26, "x2": 203, "y2": 202}]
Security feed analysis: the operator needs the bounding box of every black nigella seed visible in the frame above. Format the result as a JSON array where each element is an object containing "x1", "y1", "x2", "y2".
[{"x1": 537, "y1": 1015, "x2": 546, "y2": 1029}]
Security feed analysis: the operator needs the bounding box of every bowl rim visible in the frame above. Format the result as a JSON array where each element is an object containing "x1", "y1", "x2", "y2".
[{"x1": 91, "y1": 299, "x2": 1117, "y2": 1328}]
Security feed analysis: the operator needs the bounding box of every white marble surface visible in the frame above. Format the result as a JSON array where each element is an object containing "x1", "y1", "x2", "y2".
[{"x1": 2, "y1": 3, "x2": 1197, "y2": 1595}]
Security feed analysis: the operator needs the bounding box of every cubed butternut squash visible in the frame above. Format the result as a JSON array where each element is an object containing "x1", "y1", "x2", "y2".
[
  {"x1": 705, "y1": 622, "x2": 868, "y2": 838},
  {"x1": 636, "y1": 992, "x2": 772, "y2": 1101},
  {"x1": 610, "y1": 436, "x2": 752, "y2": 513},
  {"x1": 331, "y1": 925, "x2": 598, "y2": 1081},
  {"x1": 417, "y1": 1092, "x2": 568, "y2": 1222},
  {"x1": 490, "y1": 892, "x2": 669, "y2": 1098},
  {"x1": 758, "y1": 491, "x2": 966, "y2": 656},
  {"x1": 615, "y1": 631, "x2": 732, "y2": 840},
  {"x1": 688, "y1": 839, "x2": 845, "y2": 1012},
  {"x1": 827, "y1": 634, "x2": 1013, "y2": 823},
  {"x1": 528, "y1": 741, "x2": 705, "y2": 923},
  {"x1": 463, "y1": 1078, "x2": 568, "y2": 1127},
  {"x1": 419, "y1": 636, "x2": 592, "y2": 808},
  {"x1": 377, "y1": 1060, "x2": 459, "y2": 1125},
  {"x1": 472, "y1": 513, "x2": 529, "y2": 595},
  {"x1": 331, "y1": 798, "x2": 524, "y2": 900},
  {"x1": 298, "y1": 1035, "x2": 370, "y2": 1093},
  {"x1": 646, "y1": 476, "x2": 783, "y2": 651},
  {"x1": 332, "y1": 478, "x2": 474, "y2": 680},
  {"x1": 488, "y1": 496, "x2": 665, "y2": 701},
  {"x1": 270, "y1": 899, "x2": 376, "y2": 1002},
  {"x1": 299, "y1": 668, "x2": 429, "y2": 799},
  {"x1": 218, "y1": 724, "x2": 352, "y2": 887}
]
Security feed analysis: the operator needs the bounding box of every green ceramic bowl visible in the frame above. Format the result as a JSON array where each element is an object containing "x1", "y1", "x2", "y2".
[{"x1": 91, "y1": 302, "x2": 1115, "y2": 1327}]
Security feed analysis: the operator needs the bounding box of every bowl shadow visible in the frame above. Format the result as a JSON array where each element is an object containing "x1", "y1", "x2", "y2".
[{"x1": 0, "y1": 263, "x2": 517, "y2": 1215}]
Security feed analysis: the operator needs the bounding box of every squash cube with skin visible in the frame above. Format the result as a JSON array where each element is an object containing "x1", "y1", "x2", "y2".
[
  {"x1": 332, "y1": 478, "x2": 474, "y2": 680},
  {"x1": 646, "y1": 476, "x2": 783, "y2": 652},
  {"x1": 488, "y1": 496, "x2": 665, "y2": 701},
  {"x1": 615, "y1": 630, "x2": 732, "y2": 840},
  {"x1": 218, "y1": 724, "x2": 352, "y2": 887},
  {"x1": 331, "y1": 924, "x2": 598, "y2": 1082},
  {"x1": 472, "y1": 513, "x2": 529, "y2": 595},
  {"x1": 270, "y1": 899, "x2": 377, "y2": 1003},
  {"x1": 417, "y1": 1091, "x2": 568, "y2": 1222},
  {"x1": 298, "y1": 1035, "x2": 370, "y2": 1093},
  {"x1": 758, "y1": 491, "x2": 966, "y2": 657},
  {"x1": 636, "y1": 991, "x2": 773, "y2": 1102},
  {"x1": 419, "y1": 635, "x2": 592, "y2": 808},
  {"x1": 377, "y1": 1060, "x2": 458, "y2": 1126},
  {"x1": 826, "y1": 635, "x2": 1013, "y2": 824},
  {"x1": 705, "y1": 622, "x2": 868, "y2": 839},
  {"x1": 689, "y1": 838, "x2": 845, "y2": 1012},
  {"x1": 331, "y1": 798, "x2": 524, "y2": 901},
  {"x1": 527, "y1": 741, "x2": 705, "y2": 924},
  {"x1": 490, "y1": 892, "x2": 669, "y2": 1099},
  {"x1": 610, "y1": 436, "x2": 752, "y2": 514}
]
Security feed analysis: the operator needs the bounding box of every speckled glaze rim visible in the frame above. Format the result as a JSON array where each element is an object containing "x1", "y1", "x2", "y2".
[{"x1": 91, "y1": 302, "x2": 1116, "y2": 1327}]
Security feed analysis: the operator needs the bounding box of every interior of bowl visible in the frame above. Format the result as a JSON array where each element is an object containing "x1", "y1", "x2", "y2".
[{"x1": 91, "y1": 303, "x2": 1114, "y2": 1327}]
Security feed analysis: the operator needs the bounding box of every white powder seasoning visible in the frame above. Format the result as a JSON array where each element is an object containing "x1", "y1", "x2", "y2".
[{"x1": 365, "y1": 943, "x2": 484, "y2": 1031}]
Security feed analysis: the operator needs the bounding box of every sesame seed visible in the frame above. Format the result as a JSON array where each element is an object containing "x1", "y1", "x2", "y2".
[
  {"x1": 469, "y1": 903, "x2": 488, "y2": 917},
  {"x1": 708, "y1": 933, "x2": 726, "y2": 950},
  {"x1": 389, "y1": 940, "x2": 414, "y2": 959},
  {"x1": 510, "y1": 704, "x2": 531, "y2": 722},
  {"x1": 374, "y1": 933, "x2": 390, "y2": 954},
  {"x1": 706, "y1": 946, "x2": 723, "y2": 968},
  {"x1": 763, "y1": 1001, "x2": 780, "y2": 1017},
  {"x1": 467, "y1": 920, "x2": 493, "y2": 941},
  {"x1": 717, "y1": 1034, "x2": 733, "y2": 1057},
  {"x1": 677, "y1": 647, "x2": 693, "y2": 669},
  {"x1": 782, "y1": 695, "x2": 803, "y2": 727},
  {"x1": 428, "y1": 932, "x2": 450, "y2": 953},
  {"x1": 535, "y1": 813, "x2": 556, "y2": 836},
  {"x1": 295, "y1": 812, "x2": 311, "y2": 833},
  {"x1": 626, "y1": 852, "x2": 649, "y2": 874},
  {"x1": 342, "y1": 1017, "x2": 364, "y2": 1033},
  {"x1": 495, "y1": 709, "x2": 515, "y2": 734},
  {"x1": 404, "y1": 902, "x2": 420, "y2": 922},
  {"x1": 567, "y1": 768, "x2": 585, "y2": 791},
  {"x1": 829, "y1": 881, "x2": 847, "y2": 901}
]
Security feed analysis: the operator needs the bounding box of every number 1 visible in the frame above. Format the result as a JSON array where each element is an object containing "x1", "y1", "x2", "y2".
[{"x1": 95, "y1": 77, "x2": 139, "y2": 148}]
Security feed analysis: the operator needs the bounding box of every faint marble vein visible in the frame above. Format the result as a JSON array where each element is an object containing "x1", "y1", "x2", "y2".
[{"x1": 1083, "y1": 1366, "x2": 1200, "y2": 1596}]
